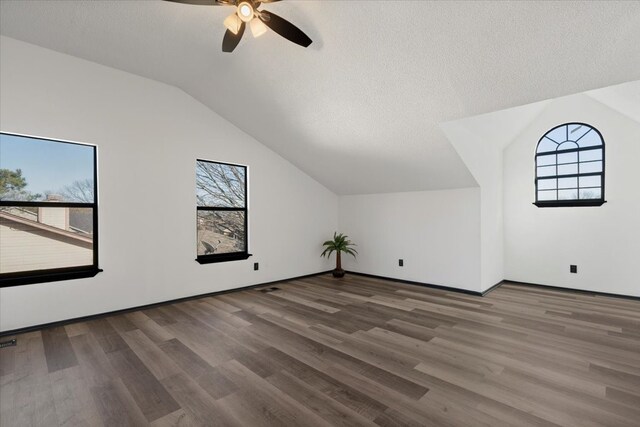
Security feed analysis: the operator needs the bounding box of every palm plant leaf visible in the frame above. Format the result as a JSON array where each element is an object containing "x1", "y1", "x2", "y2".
[
  {"x1": 321, "y1": 232, "x2": 357, "y2": 259},
  {"x1": 343, "y1": 248, "x2": 358, "y2": 257},
  {"x1": 320, "y1": 247, "x2": 335, "y2": 257}
]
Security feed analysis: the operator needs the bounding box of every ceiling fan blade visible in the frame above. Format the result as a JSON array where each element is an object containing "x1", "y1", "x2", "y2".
[
  {"x1": 222, "y1": 22, "x2": 245, "y2": 52},
  {"x1": 260, "y1": 0, "x2": 282, "y2": 3},
  {"x1": 163, "y1": 0, "x2": 233, "y2": 6},
  {"x1": 259, "y1": 11, "x2": 312, "y2": 48}
]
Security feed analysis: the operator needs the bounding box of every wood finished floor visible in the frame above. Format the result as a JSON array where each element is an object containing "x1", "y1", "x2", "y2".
[{"x1": 1, "y1": 275, "x2": 639, "y2": 427}]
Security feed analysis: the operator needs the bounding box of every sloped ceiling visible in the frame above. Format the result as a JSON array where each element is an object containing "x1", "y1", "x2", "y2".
[
  {"x1": 1, "y1": 1, "x2": 639, "y2": 194},
  {"x1": 586, "y1": 81, "x2": 640, "y2": 124},
  {"x1": 442, "y1": 80, "x2": 640, "y2": 163}
]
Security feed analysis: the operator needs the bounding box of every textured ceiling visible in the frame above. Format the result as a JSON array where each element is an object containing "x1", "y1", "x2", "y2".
[{"x1": 1, "y1": 0, "x2": 639, "y2": 194}]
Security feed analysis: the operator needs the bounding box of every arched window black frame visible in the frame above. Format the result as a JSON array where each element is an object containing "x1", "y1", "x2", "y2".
[{"x1": 534, "y1": 123, "x2": 606, "y2": 208}]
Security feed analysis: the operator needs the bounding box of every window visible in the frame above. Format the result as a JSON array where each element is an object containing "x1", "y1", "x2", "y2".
[
  {"x1": 0, "y1": 133, "x2": 101, "y2": 287},
  {"x1": 196, "y1": 159, "x2": 249, "y2": 263},
  {"x1": 534, "y1": 123, "x2": 605, "y2": 207}
]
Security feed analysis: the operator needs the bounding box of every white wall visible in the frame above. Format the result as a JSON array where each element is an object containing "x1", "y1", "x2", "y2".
[
  {"x1": 0, "y1": 37, "x2": 337, "y2": 332},
  {"x1": 339, "y1": 188, "x2": 482, "y2": 292},
  {"x1": 441, "y1": 124, "x2": 505, "y2": 292},
  {"x1": 504, "y1": 92, "x2": 640, "y2": 297}
]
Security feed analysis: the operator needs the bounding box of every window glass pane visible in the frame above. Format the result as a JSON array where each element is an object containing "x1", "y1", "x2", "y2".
[
  {"x1": 558, "y1": 189, "x2": 578, "y2": 200},
  {"x1": 577, "y1": 130, "x2": 603, "y2": 148},
  {"x1": 557, "y1": 141, "x2": 578, "y2": 152},
  {"x1": 537, "y1": 179, "x2": 556, "y2": 190},
  {"x1": 579, "y1": 149, "x2": 602, "y2": 162},
  {"x1": 568, "y1": 124, "x2": 591, "y2": 141},
  {"x1": 196, "y1": 161, "x2": 246, "y2": 208},
  {"x1": 538, "y1": 190, "x2": 557, "y2": 201},
  {"x1": 537, "y1": 138, "x2": 557, "y2": 153},
  {"x1": 537, "y1": 165, "x2": 556, "y2": 177},
  {"x1": 545, "y1": 126, "x2": 567, "y2": 144},
  {"x1": 0, "y1": 206, "x2": 93, "y2": 274},
  {"x1": 537, "y1": 154, "x2": 556, "y2": 166},
  {"x1": 197, "y1": 210, "x2": 245, "y2": 255},
  {"x1": 579, "y1": 161, "x2": 602, "y2": 174},
  {"x1": 0, "y1": 134, "x2": 95, "y2": 203},
  {"x1": 579, "y1": 175, "x2": 601, "y2": 188},
  {"x1": 557, "y1": 152, "x2": 577, "y2": 164},
  {"x1": 579, "y1": 188, "x2": 601, "y2": 200},
  {"x1": 557, "y1": 163, "x2": 578, "y2": 176},
  {"x1": 558, "y1": 177, "x2": 577, "y2": 189}
]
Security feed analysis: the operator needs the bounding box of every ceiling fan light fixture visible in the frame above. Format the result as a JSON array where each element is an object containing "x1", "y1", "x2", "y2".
[
  {"x1": 237, "y1": 2, "x2": 254, "y2": 23},
  {"x1": 164, "y1": 0, "x2": 313, "y2": 53},
  {"x1": 223, "y1": 13, "x2": 242, "y2": 35},
  {"x1": 250, "y1": 17, "x2": 268, "y2": 38}
]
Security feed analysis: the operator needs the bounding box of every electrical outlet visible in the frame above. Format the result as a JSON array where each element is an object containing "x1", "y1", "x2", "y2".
[
  {"x1": 399, "y1": 259, "x2": 404, "y2": 267},
  {"x1": 570, "y1": 265, "x2": 577, "y2": 273},
  {"x1": 254, "y1": 262, "x2": 259, "y2": 271}
]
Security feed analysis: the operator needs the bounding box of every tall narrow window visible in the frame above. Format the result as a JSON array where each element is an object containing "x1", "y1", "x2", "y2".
[
  {"x1": 196, "y1": 159, "x2": 249, "y2": 264},
  {"x1": 0, "y1": 133, "x2": 101, "y2": 287},
  {"x1": 535, "y1": 123, "x2": 605, "y2": 207}
]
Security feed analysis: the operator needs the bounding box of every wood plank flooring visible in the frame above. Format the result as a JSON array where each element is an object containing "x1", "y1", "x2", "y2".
[{"x1": 1, "y1": 274, "x2": 639, "y2": 426}]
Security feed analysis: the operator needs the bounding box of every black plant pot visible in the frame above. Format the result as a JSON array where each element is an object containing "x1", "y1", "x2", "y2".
[{"x1": 332, "y1": 269, "x2": 345, "y2": 278}]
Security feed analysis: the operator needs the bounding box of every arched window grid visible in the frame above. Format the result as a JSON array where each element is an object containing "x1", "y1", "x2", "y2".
[{"x1": 534, "y1": 123, "x2": 606, "y2": 207}]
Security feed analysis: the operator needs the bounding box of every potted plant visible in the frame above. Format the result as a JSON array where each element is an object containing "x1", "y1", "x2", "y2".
[{"x1": 321, "y1": 232, "x2": 357, "y2": 278}]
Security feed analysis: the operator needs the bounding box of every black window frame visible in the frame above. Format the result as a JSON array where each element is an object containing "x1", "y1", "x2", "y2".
[
  {"x1": 0, "y1": 132, "x2": 102, "y2": 288},
  {"x1": 195, "y1": 159, "x2": 251, "y2": 264},
  {"x1": 534, "y1": 122, "x2": 606, "y2": 208}
]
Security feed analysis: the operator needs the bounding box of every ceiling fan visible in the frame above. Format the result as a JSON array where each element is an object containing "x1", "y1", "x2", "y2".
[{"x1": 165, "y1": 0, "x2": 312, "y2": 53}]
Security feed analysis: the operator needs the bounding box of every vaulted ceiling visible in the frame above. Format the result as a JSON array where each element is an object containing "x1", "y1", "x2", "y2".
[{"x1": 1, "y1": 0, "x2": 639, "y2": 194}]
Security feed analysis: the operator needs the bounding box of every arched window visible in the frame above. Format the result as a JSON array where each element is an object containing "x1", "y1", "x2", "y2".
[{"x1": 535, "y1": 123, "x2": 605, "y2": 207}]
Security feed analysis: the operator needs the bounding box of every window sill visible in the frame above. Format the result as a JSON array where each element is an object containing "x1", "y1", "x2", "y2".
[
  {"x1": 0, "y1": 267, "x2": 103, "y2": 288},
  {"x1": 196, "y1": 253, "x2": 253, "y2": 264},
  {"x1": 533, "y1": 200, "x2": 607, "y2": 208}
]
